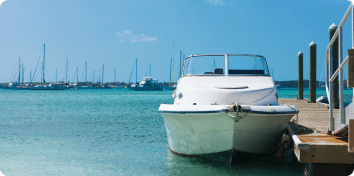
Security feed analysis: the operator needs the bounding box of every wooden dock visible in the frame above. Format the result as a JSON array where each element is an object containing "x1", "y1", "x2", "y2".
[{"x1": 278, "y1": 98, "x2": 354, "y2": 176}]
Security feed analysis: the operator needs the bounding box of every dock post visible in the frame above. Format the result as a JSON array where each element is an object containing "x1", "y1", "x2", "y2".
[
  {"x1": 348, "y1": 49, "x2": 354, "y2": 88},
  {"x1": 349, "y1": 119, "x2": 354, "y2": 152},
  {"x1": 329, "y1": 23, "x2": 339, "y2": 109},
  {"x1": 309, "y1": 42, "x2": 316, "y2": 103},
  {"x1": 298, "y1": 51, "x2": 303, "y2": 100}
]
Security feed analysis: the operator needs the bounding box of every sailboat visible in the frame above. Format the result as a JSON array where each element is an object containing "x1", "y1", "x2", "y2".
[
  {"x1": 163, "y1": 58, "x2": 175, "y2": 90},
  {"x1": 30, "y1": 44, "x2": 64, "y2": 90}
]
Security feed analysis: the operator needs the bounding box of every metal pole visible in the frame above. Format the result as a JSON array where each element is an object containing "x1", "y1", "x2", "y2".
[
  {"x1": 173, "y1": 40, "x2": 174, "y2": 81},
  {"x1": 329, "y1": 46, "x2": 334, "y2": 131},
  {"x1": 309, "y1": 41, "x2": 317, "y2": 103},
  {"x1": 339, "y1": 27, "x2": 345, "y2": 124},
  {"x1": 43, "y1": 44, "x2": 45, "y2": 83},
  {"x1": 225, "y1": 54, "x2": 228, "y2": 76},
  {"x1": 18, "y1": 57, "x2": 20, "y2": 85},
  {"x1": 41, "y1": 62, "x2": 43, "y2": 84},
  {"x1": 298, "y1": 51, "x2": 303, "y2": 100},
  {"x1": 85, "y1": 61, "x2": 87, "y2": 84},
  {"x1": 22, "y1": 64, "x2": 24, "y2": 84},
  {"x1": 169, "y1": 58, "x2": 172, "y2": 85},
  {"x1": 77, "y1": 66, "x2": 78, "y2": 84},
  {"x1": 66, "y1": 58, "x2": 68, "y2": 84},
  {"x1": 114, "y1": 67, "x2": 116, "y2": 82},
  {"x1": 183, "y1": 54, "x2": 185, "y2": 76}
]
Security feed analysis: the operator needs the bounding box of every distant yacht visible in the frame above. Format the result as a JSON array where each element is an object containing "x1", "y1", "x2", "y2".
[
  {"x1": 128, "y1": 77, "x2": 162, "y2": 91},
  {"x1": 31, "y1": 83, "x2": 64, "y2": 90}
]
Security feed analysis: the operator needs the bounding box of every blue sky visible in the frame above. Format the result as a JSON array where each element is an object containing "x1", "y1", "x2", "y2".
[{"x1": 0, "y1": 0, "x2": 353, "y2": 83}]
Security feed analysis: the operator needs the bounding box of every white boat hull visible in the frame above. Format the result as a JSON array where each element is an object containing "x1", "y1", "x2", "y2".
[{"x1": 159, "y1": 104, "x2": 297, "y2": 163}]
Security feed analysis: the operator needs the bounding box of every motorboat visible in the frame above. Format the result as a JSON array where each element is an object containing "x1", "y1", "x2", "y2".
[
  {"x1": 158, "y1": 54, "x2": 299, "y2": 164},
  {"x1": 128, "y1": 77, "x2": 163, "y2": 91}
]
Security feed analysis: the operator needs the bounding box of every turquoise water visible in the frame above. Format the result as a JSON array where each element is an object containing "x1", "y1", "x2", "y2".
[
  {"x1": 0, "y1": 88, "x2": 349, "y2": 175},
  {"x1": 277, "y1": 88, "x2": 353, "y2": 102}
]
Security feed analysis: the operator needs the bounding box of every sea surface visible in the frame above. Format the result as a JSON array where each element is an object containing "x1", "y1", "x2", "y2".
[{"x1": 0, "y1": 88, "x2": 352, "y2": 176}]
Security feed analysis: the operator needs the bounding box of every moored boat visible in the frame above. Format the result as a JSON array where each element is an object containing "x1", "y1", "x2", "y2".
[
  {"x1": 31, "y1": 83, "x2": 64, "y2": 90},
  {"x1": 158, "y1": 54, "x2": 298, "y2": 163},
  {"x1": 128, "y1": 77, "x2": 162, "y2": 91}
]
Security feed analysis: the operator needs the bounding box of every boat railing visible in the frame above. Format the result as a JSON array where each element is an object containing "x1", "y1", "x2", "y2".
[{"x1": 326, "y1": 2, "x2": 354, "y2": 132}]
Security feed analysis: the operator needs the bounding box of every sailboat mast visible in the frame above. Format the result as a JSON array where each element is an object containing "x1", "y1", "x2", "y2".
[
  {"x1": 66, "y1": 58, "x2": 68, "y2": 84},
  {"x1": 56, "y1": 69, "x2": 57, "y2": 83},
  {"x1": 22, "y1": 64, "x2": 24, "y2": 84},
  {"x1": 93, "y1": 70, "x2": 95, "y2": 83},
  {"x1": 76, "y1": 66, "x2": 78, "y2": 84},
  {"x1": 18, "y1": 57, "x2": 20, "y2": 85},
  {"x1": 30, "y1": 70, "x2": 32, "y2": 84},
  {"x1": 136, "y1": 59, "x2": 137, "y2": 84},
  {"x1": 169, "y1": 58, "x2": 172, "y2": 85},
  {"x1": 114, "y1": 67, "x2": 116, "y2": 82},
  {"x1": 85, "y1": 61, "x2": 87, "y2": 84},
  {"x1": 102, "y1": 64, "x2": 104, "y2": 84},
  {"x1": 150, "y1": 64, "x2": 151, "y2": 77},
  {"x1": 41, "y1": 62, "x2": 43, "y2": 84},
  {"x1": 43, "y1": 43, "x2": 45, "y2": 83},
  {"x1": 173, "y1": 40, "x2": 174, "y2": 81}
]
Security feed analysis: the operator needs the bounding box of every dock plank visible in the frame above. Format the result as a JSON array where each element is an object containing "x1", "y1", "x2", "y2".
[{"x1": 279, "y1": 98, "x2": 340, "y2": 133}]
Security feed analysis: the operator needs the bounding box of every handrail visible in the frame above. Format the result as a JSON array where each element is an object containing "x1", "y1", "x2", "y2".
[
  {"x1": 326, "y1": 2, "x2": 354, "y2": 131},
  {"x1": 330, "y1": 56, "x2": 349, "y2": 83},
  {"x1": 326, "y1": 4, "x2": 353, "y2": 63}
]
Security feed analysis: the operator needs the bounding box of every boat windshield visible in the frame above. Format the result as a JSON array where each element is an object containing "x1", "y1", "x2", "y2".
[
  {"x1": 183, "y1": 55, "x2": 269, "y2": 76},
  {"x1": 184, "y1": 55, "x2": 225, "y2": 75},
  {"x1": 228, "y1": 55, "x2": 269, "y2": 76}
]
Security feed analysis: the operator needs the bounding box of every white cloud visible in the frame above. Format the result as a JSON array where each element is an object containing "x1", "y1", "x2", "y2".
[
  {"x1": 116, "y1": 30, "x2": 158, "y2": 43},
  {"x1": 207, "y1": 0, "x2": 225, "y2": 5},
  {"x1": 0, "y1": 0, "x2": 7, "y2": 7}
]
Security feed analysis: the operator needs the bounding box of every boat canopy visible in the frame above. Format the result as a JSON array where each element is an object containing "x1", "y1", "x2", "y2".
[{"x1": 183, "y1": 54, "x2": 270, "y2": 77}]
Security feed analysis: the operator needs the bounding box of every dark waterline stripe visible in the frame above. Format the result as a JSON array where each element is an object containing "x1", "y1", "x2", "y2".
[{"x1": 159, "y1": 109, "x2": 297, "y2": 114}]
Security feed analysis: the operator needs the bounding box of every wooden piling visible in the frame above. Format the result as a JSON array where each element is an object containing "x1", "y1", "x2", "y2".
[
  {"x1": 329, "y1": 23, "x2": 339, "y2": 109},
  {"x1": 298, "y1": 51, "x2": 303, "y2": 100},
  {"x1": 309, "y1": 42, "x2": 317, "y2": 103},
  {"x1": 347, "y1": 49, "x2": 354, "y2": 88}
]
